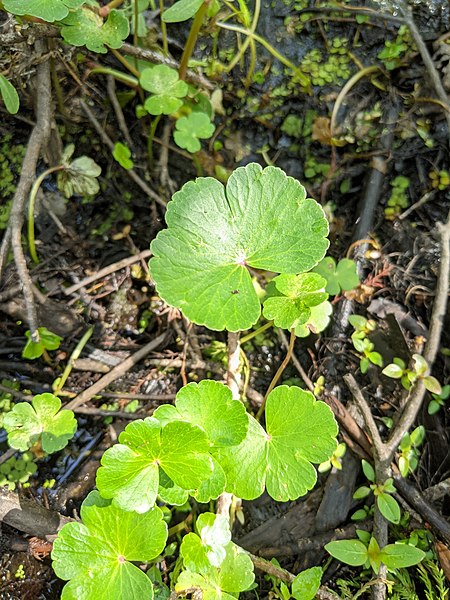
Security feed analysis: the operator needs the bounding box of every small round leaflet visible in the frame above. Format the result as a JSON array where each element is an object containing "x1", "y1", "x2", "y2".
[{"x1": 149, "y1": 163, "x2": 329, "y2": 331}]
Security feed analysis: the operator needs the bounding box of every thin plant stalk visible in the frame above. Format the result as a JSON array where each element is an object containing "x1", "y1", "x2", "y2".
[
  {"x1": 148, "y1": 114, "x2": 162, "y2": 167},
  {"x1": 240, "y1": 321, "x2": 273, "y2": 344},
  {"x1": 178, "y1": 0, "x2": 210, "y2": 81},
  {"x1": 159, "y1": 0, "x2": 169, "y2": 55},
  {"x1": 256, "y1": 327, "x2": 295, "y2": 419},
  {"x1": 223, "y1": 0, "x2": 261, "y2": 80},
  {"x1": 217, "y1": 21, "x2": 311, "y2": 89},
  {"x1": 28, "y1": 165, "x2": 65, "y2": 264},
  {"x1": 53, "y1": 328, "x2": 94, "y2": 396}
]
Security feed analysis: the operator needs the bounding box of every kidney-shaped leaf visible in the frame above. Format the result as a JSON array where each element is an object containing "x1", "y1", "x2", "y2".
[
  {"x1": 149, "y1": 163, "x2": 329, "y2": 331},
  {"x1": 217, "y1": 385, "x2": 338, "y2": 501},
  {"x1": 154, "y1": 380, "x2": 248, "y2": 448},
  {"x1": 4, "y1": 393, "x2": 77, "y2": 453},
  {"x1": 61, "y1": 8, "x2": 129, "y2": 53},
  {"x1": 52, "y1": 491, "x2": 168, "y2": 600}
]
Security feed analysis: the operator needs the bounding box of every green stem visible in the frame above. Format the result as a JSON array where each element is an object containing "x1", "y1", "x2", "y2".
[
  {"x1": 240, "y1": 320, "x2": 273, "y2": 344},
  {"x1": 88, "y1": 67, "x2": 139, "y2": 87},
  {"x1": 159, "y1": 0, "x2": 169, "y2": 55},
  {"x1": 28, "y1": 165, "x2": 65, "y2": 264},
  {"x1": 224, "y1": 0, "x2": 260, "y2": 73},
  {"x1": 148, "y1": 114, "x2": 162, "y2": 167},
  {"x1": 53, "y1": 327, "x2": 94, "y2": 396},
  {"x1": 256, "y1": 328, "x2": 295, "y2": 419},
  {"x1": 217, "y1": 21, "x2": 311, "y2": 90},
  {"x1": 178, "y1": 0, "x2": 210, "y2": 81}
]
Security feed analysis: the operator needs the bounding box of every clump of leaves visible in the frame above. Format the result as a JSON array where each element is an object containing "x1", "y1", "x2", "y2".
[
  {"x1": 348, "y1": 315, "x2": 383, "y2": 373},
  {"x1": 384, "y1": 176, "x2": 409, "y2": 220},
  {"x1": 353, "y1": 460, "x2": 401, "y2": 524},
  {"x1": 0, "y1": 452, "x2": 37, "y2": 490},
  {"x1": 173, "y1": 112, "x2": 215, "y2": 153},
  {"x1": 140, "y1": 65, "x2": 188, "y2": 115},
  {"x1": 429, "y1": 168, "x2": 450, "y2": 190},
  {"x1": 149, "y1": 163, "x2": 329, "y2": 331},
  {"x1": 22, "y1": 327, "x2": 62, "y2": 360},
  {"x1": 382, "y1": 354, "x2": 441, "y2": 394},
  {"x1": 397, "y1": 426, "x2": 425, "y2": 477},
  {"x1": 57, "y1": 144, "x2": 102, "y2": 198},
  {"x1": 312, "y1": 256, "x2": 359, "y2": 295},
  {"x1": 52, "y1": 491, "x2": 168, "y2": 599},
  {"x1": 3, "y1": 393, "x2": 77, "y2": 453},
  {"x1": 428, "y1": 384, "x2": 450, "y2": 415},
  {"x1": 378, "y1": 25, "x2": 414, "y2": 70}
]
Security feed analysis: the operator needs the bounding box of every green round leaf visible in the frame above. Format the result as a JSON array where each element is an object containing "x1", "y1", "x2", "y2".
[
  {"x1": 3, "y1": 0, "x2": 83, "y2": 21},
  {"x1": 52, "y1": 491, "x2": 168, "y2": 600},
  {"x1": 61, "y1": 8, "x2": 129, "y2": 53},
  {"x1": 149, "y1": 163, "x2": 329, "y2": 331},
  {"x1": 4, "y1": 393, "x2": 77, "y2": 453},
  {"x1": 312, "y1": 257, "x2": 359, "y2": 295},
  {"x1": 173, "y1": 112, "x2": 215, "y2": 153},
  {"x1": 294, "y1": 300, "x2": 332, "y2": 337},
  {"x1": 141, "y1": 65, "x2": 188, "y2": 115},
  {"x1": 382, "y1": 363, "x2": 404, "y2": 379}
]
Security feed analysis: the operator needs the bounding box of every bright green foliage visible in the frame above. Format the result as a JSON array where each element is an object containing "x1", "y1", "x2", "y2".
[
  {"x1": 177, "y1": 513, "x2": 254, "y2": 599},
  {"x1": 149, "y1": 163, "x2": 329, "y2": 331},
  {"x1": 22, "y1": 327, "x2": 62, "y2": 359},
  {"x1": 382, "y1": 355, "x2": 441, "y2": 394},
  {"x1": 217, "y1": 385, "x2": 338, "y2": 500},
  {"x1": 57, "y1": 144, "x2": 101, "y2": 198},
  {"x1": 318, "y1": 441, "x2": 346, "y2": 473},
  {"x1": 0, "y1": 74, "x2": 19, "y2": 115},
  {"x1": 3, "y1": 393, "x2": 77, "y2": 453},
  {"x1": 173, "y1": 112, "x2": 215, "y2": 153},
  {"x1": 300, "y1": 42, "x2": 352, "y2": 87},
  {"x1": 52, "y1": 491, "x2": 168, "y2": 600},
  {"x1": 294, "y1": 300, "x2": 332, "y2": 337},
  {"x1": 349, "y1": 316, "x2": 382, "y2": 373},
  {"x1": 262, "y1": 273, "x2": 328, "y2": 330},
  {"x1": 60, "y1": 8, "x2": 129, "y2": 53},
  {"x1": 378, "y1": 25, "x2": 413, "y2": 71},
  {"x1": 0, "y1": 452, "x2": 37, "y2": 490},
  {"x1": 429, "y1": 168, "x2": 450, "y2": 190},
  {"x1": 141, "y1": 65, "x2": 189, "y2": 115},
  {"x1": 325, "y1": 537, "x2": 426, "y2": 574},
  {"x1": 96, "y1": 418, "x2": 213, "y2": 513},
  {"x1": 398, "y1": 426, "x2": 425, "y2": 477},
  {"x1": 113, "y1": 142, "x2": 134, "y2": 170},
  {"x1": 312, "y1": 257, "x2": 359, "y2": 295},
  {"x1": 353, "y1": 461, "x2": 401, "y2": 524},
  {"x1": 428, "y1": 384, "x2": 450, "y2": 415},
  {"x1": 384, "y1": 176, "x2": 409, "y2": 220},
  {"x1": 3, "y1": 0, "x2": 83, "y2": 22},
  {"x1": 162, "y1": 0, "x2": 204, "y2": 22},
  {"x1": 291, "y1": 566, "x2": 322, "y2": 600}
]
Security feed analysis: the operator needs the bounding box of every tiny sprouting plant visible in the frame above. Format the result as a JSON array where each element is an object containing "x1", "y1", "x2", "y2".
[
  {"x1": 318, "y1": 441, "x2": 346, "y2": 473},
  {"x1": 0, "y1": 452, "x2": 37, "y2": 491},
  {"x1": 429, "y1": 168, "x2": 450, "y2": 190},
  {"x1": 382, "y1": 354, "x2": 442, "y2": 394},
  {"x1": 173, "y1": 112, "x2": 216, "y2": 153},
  {"x1": 3, "y1": 393, "x2": 77, "y2": 453},
  {"x1": 22, "y1": 327, "x2": 62, "y2": 359},
  {"x1": 312, "y1": 256, "x2": 360, "y2": 295},
  {"x1": 0, "y1": 74, "x2": 20, "y2": 115},
  {"x1": 353, "y1": 460, "x2": 401, "y2": 524},
  {"x1": 348, "y1": 315, "x2": 383, "y2": 373},
  {"x1": 112, "y1": 142, "x2": 134, "y2": 170},
  {"x1": 397, "y1": 425, "x2": 426, "y2": 478},
  {"x1": 326, "y1": 533, "x2": 426, "y2": 574},
  {"x1": 377, "y1": 25, "x2": 413, "y2": 70},
  {"x1": 52, "y1": 490, "x2": 168, "y2": 599},
  {"x1": 384, "y1": 175, "x2": 410, "y2": 220},
  {"x1": 140, "y1": 65, "x2": 189, "y2": 116},
  {"x1": 56, "y1": 143, "x2": 102, "y2": 198},
  {"x1": 428, "y1": 384, "x2": 450, "y2": 415}
]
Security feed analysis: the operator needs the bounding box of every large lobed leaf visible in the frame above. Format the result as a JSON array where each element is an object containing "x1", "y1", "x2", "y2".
[
  {"x1": 52, "y1": 491, "x2": 168, "y2": 600},
  {"x1": 149, "y1": 163, "x2": 329, "y2": 331}
]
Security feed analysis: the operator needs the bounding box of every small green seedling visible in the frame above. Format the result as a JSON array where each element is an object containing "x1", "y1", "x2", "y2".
[
  {"x1": 176, "y1": 512, "x2": 254, "y2": 598},
  {"x1": 348, "y1": 315, "x2": 383, "y2": 373},
  {"x1": 112, "y1": 142, "x2": 134, "y2": 170},
  {"x1": 428, "y1": 384, "x2": 450, "y2": 415},
  {"x1": 312, "y1": 256, "x2": 360, "y2": 295},
  {"x1": 397, "y1": 425, "x2": 425, "y2": 478},
  {"x1": 0, "y1": 74, "x2": 19, "y2": 115},
  {"x1": 173, "y1": 111, "x2": 215, "y2": 153},
  {"x1": 52, "y1": 491, "x2": 168, "y2": 600},
  {"x1": 429, "y1": 169, "x2": 450, "y2": 191},
  {"x1": 353, "y1": 460, "x2": 401, "y2": 524},
  {"x1": 57, "y1": 143, "x2": 102, "y2": 198},
  {"x1": 382, "y1": 354, "x2": 442, "y2": 394},
  {"x1": 384, "y1": 176, "x2": 410, "y2": 220},
  {"x1": 318, "y1": 441, "x2": 346, "y2": 473},
  {"x1": 140, "y1": 65, "x2": 189, "y2": 115},
  {"x1": 22, "y1": 327, "x2": 62, "y2": 360},
  {"x1": 0, "y1": 452, "x2": 37, "y2": 490},
  {"x1": 3, "y1": 393, "x2": 77, "y2": 453}
]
